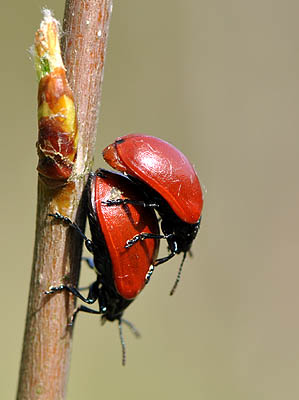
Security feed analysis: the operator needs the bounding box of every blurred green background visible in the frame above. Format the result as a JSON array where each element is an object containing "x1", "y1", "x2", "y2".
[{"x1": 2, "y1": 1, "x2": 299, "y2": 399}]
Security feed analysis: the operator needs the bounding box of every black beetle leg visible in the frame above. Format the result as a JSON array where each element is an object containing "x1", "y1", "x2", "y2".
[
  {"x1": 102, "y1": 199, "x2": 158, "y2": 208},
  {"x1": 48, "y1": 212, "x2": 94, "y2": 253},
  {"x1": 70, "y1": 305, "x2": 103, "y2": 326},
  {"x1": 125, "y1": 232, "x2": 173, "y2": 248},
  {"x1": 153, "y1": 251, "x2": 176, "y2": 266},
  {"x1": 154, "y1": 236, "x2": 179, "y2": 266},
  {"x1": 45, "y1": 280, "x2": 99, "y2": 305}
]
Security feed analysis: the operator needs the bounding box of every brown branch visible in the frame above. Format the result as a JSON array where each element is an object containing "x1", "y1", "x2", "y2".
[{"x1": 16, "y1": 1, "x2": 113, "y2": 399}]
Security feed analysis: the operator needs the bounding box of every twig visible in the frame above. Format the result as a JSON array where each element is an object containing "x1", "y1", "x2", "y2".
[{"x1": 16, "y1": 2, "x2": 113, "y2": 399}]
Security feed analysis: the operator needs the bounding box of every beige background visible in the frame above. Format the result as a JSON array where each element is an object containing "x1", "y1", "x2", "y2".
[{"x1": 2, "y1": 1, "x2": 299, "y2": 399}]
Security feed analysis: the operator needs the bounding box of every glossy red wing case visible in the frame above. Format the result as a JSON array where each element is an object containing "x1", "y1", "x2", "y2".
[
  {"x1": 103, "y1": 134, "x2": 203, "y2": 224},
  {"x1": 90, "y1": 170, "x2": 159, "y2": 300}
]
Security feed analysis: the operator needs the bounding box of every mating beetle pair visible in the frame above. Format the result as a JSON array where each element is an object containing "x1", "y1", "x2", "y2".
[{"x1": 46, "y1": 134, "x2": 203, "y2": 364}]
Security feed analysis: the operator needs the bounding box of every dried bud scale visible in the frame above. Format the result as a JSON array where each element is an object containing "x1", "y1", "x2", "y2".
[{"x1": 34, "y1": 10, "x2": 78, "y2": 182}]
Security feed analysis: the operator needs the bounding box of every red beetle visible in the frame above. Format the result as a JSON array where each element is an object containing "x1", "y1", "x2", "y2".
[
  {"x1": 89, "y1": 168, "x2": 159, "y2": 300},
  {"x1": 103, "y1": 134, "x2": 203, "y2": 294},
  {"x1": 46, "y1": 168, "x2": 159, "y2": 364}
]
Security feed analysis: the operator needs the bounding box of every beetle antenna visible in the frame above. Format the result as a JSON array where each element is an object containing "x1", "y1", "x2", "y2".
[
  {"x1": 122, "y1": 318, "x2": 141, "y2": 338},
  {"x1": 118, "y1": 318, "x2": 126, "y2": 366},
  {"x1": 170, "y1": 252, "x2": 187, "y2": 296},
  {"x1": 118, "y1": 318, "x2": 141, "y2": 366}
]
